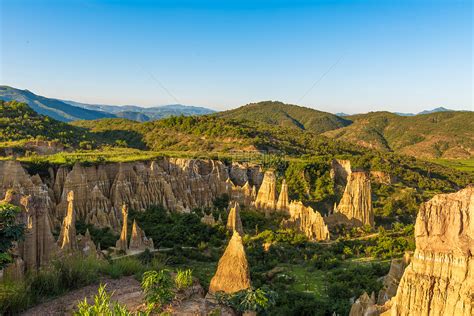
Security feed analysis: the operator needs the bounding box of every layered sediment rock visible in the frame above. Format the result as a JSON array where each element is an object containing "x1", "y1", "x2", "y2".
[
  {"x1": 209, "y1": 232, "x2": 251, "y2": 294},
  {"x1": 226, "y1": 201, "x2": 244, "y2": 236},
  {"x1": 388, "y1": 187, "x2": 473, "y2": 316},
  {"x1": 276, "y1": 179, "x2": 289, "y2": 212},
  {"x1": 128, "y1": 220, "x2": 154, "y2": 251},
  {"x1": 254, "y1": 170, "x2": 277, "y2": 214},
  {"x1": 335, "y1": 172, "x2": 374, "y2": 227},
  {"x1": 282, "y1": 201, "x2": 330, "y2": 241},
  {"x1": 377, "y1": 253, "x2": 411, "y2": 305},
  {"x1": 57, "y1": 191, "x2": 78, "y2": 252},
  {"x1": 115, "y1": 204, "x2": 129, "y2": 252}
]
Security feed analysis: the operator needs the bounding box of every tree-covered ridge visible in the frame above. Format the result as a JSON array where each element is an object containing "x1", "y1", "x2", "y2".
[
  {"x1": 215, "y1": 101, "x2": 351, "y2": 134},
  {"x1": 73, "y1": 115, "x2": 361, "y2": 156},
  {"x1": 323, "y1": 111, "x2": 474, "y2": 159},
  {"x1": 0, "y1": 100, "x2": 90, "y2": 146}
]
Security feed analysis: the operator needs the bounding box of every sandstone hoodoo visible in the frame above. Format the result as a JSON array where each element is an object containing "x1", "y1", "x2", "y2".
[
  {"x1": 57, "y1": 191, "x2": 78, "y2": 252},
  {"x1": 276, "y1": 179, "x2": 289, "y2": 212},
  {"x1": 254, "y1": 170, "x2": 277, "y2": 214},
  {"x1": 208, "y1": 231, "x2": 251, "y2": 294},
  {"x1": 282, "y1": 201, "x2": 330, "y2": 241},
  {"x1": 226, "y1": 201, "x2": 244, "y2": 236},
  {"x1": 335, "y1": 171, "x2": 374, "y2": 227},
  {"x1": 387, "y1": 186, "x2": 473, "y2": 316},
  {"x1": 115, "y1": 204, "x2": 129, "y2": 252},
  {"x1": 77, "y1": 229, "x2": 97, "y2": 257},
  {"x1": 128, "y1": 220, "x2": 154, "y2": 251}
]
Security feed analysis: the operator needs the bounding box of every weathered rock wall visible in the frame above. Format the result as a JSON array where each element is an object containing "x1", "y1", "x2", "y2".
[
  {"x1": 282, "y1": 201, "x2": 330, "y2": 241},
  {"x1": 335, "y1": 171, "x2": 374, "y2": 227},
  {"x1": 388, "y1": 187, "x2": 473, "y2": 316}
]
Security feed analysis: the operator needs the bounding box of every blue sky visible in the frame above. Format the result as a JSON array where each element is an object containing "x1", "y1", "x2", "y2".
[{"x1": 1, "y1": 0, "x2": 472, "y2": 113}]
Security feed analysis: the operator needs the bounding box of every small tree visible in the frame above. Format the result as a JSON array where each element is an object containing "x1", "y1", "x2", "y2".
[{"x1": 0, "y1": 203, "x2": 24, "y2": 269}]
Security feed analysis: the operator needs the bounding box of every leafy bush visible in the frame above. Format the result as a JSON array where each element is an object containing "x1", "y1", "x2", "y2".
[
  {"x1": 74, "y1": 284, "x2": 131, "y2": 316},
  {"x1": 216, "y1": 287, "x2": 277, "y2": 313},
  {"x1": 141, "y1": 270, "x2": 174, "y2": 312},
  {"x1": 100, "y1": 257, "x2": 145, "y2": 279},
  {"x1": 175, "y1": 269, "x2": 193, "y2": 290}
]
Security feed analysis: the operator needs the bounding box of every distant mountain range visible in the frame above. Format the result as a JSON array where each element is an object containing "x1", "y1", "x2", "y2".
[
  {"x1": 336, "y1": 107, "x2": 455, "y2": 117},
  {"x1": 0, "y1": 86, "x2": 215, "y2": 122},
  {"x1": 62, "y1": 100, "x2": 215, "y2": 121}
]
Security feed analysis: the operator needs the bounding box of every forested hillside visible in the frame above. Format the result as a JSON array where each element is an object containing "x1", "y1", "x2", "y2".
[
  {"x1": 323, "y1": 111, "x2": 474, "y2": 159},
  {"x1": 215, "y1": 101, "x2": 351, "y2": 134}
]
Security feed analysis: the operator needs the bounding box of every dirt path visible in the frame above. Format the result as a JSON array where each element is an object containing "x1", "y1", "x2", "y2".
[{"x1": 22, "y1": 276, "x2": 144, "y2": 315}]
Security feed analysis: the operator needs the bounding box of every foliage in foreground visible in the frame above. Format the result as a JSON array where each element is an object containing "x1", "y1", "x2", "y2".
[
  {"x1": 74, "y1": 284, "x2": 131, "y2": 316},
  {"x1": 216, "y1": 287, "x2": 277, "y2": 313}
]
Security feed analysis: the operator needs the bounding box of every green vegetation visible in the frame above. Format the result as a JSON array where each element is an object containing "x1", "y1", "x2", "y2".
[
  {"x1": 323, "y1": 111, "x2": 474, "y2": 159},
  {"x1": 74, "y1": 284, "x2": 131, "y2": 316},
  {"x1": 215, "y1": 100, "x2": 351, "y2": 134},
  {"x1": 141, "y1": 269, "x2": 174, "y2": 312},
  {"x1": 0, "y1": 203, "x2": 24, "y2": 269},
  {"x1": 430, "y1": 158, "x2": 474, "y2": 173},
  {"x1": 0, "y1": 100, "x2": 90, "y2": 147},
  {"x1": 216, "y1": 287, "x2": 277, "y2": 313},
  {"x1": 175, "y1": 269, "x2": 193, "y2": 290}
]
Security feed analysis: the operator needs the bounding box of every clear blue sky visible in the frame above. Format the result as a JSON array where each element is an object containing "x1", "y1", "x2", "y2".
[{"x1": 1, "y1": 0, "x2": 472, "y2": 113}]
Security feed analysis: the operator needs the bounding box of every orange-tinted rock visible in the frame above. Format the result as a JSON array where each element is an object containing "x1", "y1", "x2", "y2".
[
  {"x1": 255, "y1": 170, "x2": 277, "y2": 214},
  {"x1": 282, "y1": 201, "x2": 330, "y2": 241},
  {"x1": 209, "y1": 232, "x2": 251, "y2": 294},
  {"x1": 129, "y1": 220, "x2": 154, "y2": 251},
  {"x1": 388, "y1": 187, "x2": 473, "y2": 316},
  {"x1": 226, "y1": 201, "x2": 244, "y2": 236},
  {"x1": 115, "y1": 204, "x2": 128, "y2": 252},
  {"x1": 57, "y1": 191, "x2": 78, "y2": 252},
  {"x1": 335, "y1": 171, "x2": 374, "y2": 227},
  {"x1": 276, "y1": 179, "x2": 289, "y2": 212}
]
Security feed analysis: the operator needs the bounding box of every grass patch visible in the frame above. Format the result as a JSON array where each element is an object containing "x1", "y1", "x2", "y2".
[{"x1": 430, "y1": 158, "x2": 474, "y2": 173}]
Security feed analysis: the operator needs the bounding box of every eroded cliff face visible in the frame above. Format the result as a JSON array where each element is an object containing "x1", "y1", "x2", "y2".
[
  {"x1": 226, "y1": 201, "x2": 244, "y2": 236},
  {"x1": 388, "y1": 187, "x2": 473, "y2": 316},
  {"x1": 282, "y1": 201, "x2": 330, "y2": 241},
  {"x1": 335, "y1": 171, "x2": 374, "y2": 227},
  {"x1": 330, "y1": 159, "x2": 352, "y2": 186},
  {"x1": 349, "y1": 253, "x2": 411, "y2": 316},
  {"x1": 276, "y1": 179, "x2": 289, "y2": 212}
]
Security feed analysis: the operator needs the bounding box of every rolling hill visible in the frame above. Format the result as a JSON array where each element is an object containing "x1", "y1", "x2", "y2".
[
  {"x1": 215, "y1": 101, "x2": 351, "y2": 134},
  {"x1": 0, "y1": 86, "x2": 115, "y2": 122},
  {"x1": 0, "y1": 100, "x2": 90, "y2": 145},
  {"x1": 323, "y1": 111, "x2": 474, "y2": 159}
]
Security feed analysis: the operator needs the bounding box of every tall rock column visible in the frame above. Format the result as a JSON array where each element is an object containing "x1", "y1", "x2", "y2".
[
  {"x1": 57, "y1": 191, "x2": 77, "y2": 252},
  {"x1": 276, "y1": 179, "x2": 289, "y2": 212},
  {"x1": 115, "y1": 204, "x2": 128, "y2": 252},
  {"x1": 255, "y1": 170, "x2": 277, "y2": 215},
  {"x1": 226, "y1": 201, "x2": 244, "y2": 236},
  {"x1": 335, "y1": 171, "x2": 374, "y2": 227},
  {"x1": 209, "y1": 231, "x2": 251, "y2": 294}
]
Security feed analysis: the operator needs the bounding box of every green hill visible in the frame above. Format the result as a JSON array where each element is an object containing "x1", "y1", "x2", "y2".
[
  {"x1": 0, "y1": 100, "x2": 90, "y2": 146},
  {"x1": 323, "y1": 111, "x2": 474, "y2": 159},
  {"x1": 0, "y1": 86, "x2": 115, "y2": 122},
  {"x1": 215, "y1": 101, "x2": 351, "y2": 134}
]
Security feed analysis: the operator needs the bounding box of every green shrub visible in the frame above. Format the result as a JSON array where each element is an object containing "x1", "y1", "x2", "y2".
[
  {"x1": 216, "y1": 287, "x2": 277, "y2": 313},
  {"x1": 175, "y1": 269, "x2": 193, "y2": 290},
  {"x1": 141, "y1": 270, "x2": 174, "y2": 312},
  {"x1": 74, "y1": 283, "x2": 131, "y2": 316}
]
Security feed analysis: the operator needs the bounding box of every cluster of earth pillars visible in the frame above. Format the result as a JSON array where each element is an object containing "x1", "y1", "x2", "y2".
[{"x1": 0, "y1": 158, "x2": 472, "y2": 315}]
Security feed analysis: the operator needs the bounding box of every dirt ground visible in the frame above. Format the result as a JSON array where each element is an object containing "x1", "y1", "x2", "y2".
[{"x1": 22, "y1": 276, "x2": 144, "y2": 315}]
